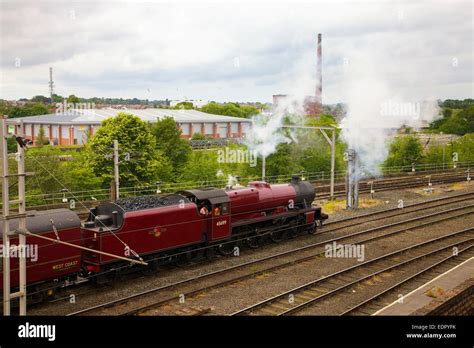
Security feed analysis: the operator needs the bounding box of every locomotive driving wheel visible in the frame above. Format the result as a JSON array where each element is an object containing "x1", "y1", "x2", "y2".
[
  {"x1": 269, "y1": 229, "x2": 285, "y2": 243},
  {"x1": 246, "y1": 236, "x2": 261, "y2": 249},
  {"x1": 217, "y1": 241, "x2": 236, "y2": 256},
  {"x1": 289, "y1": 220, "x2": 300, "y2": 238},
  {"x1": 269, "y1": 219, "x2": 286, "y2": 243},
  {"x1": 307, "y1": 221, "x2": 317, "y2": 235},
  {"x1": 245, "y1": 227, "x2": 261, "y2": 249}
]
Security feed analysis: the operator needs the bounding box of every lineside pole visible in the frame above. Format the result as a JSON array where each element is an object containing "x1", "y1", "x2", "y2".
[
  {"x1": 113, "y1": 139, "x2": 119, "y2": 200},
  {"x1": 330, "y1": 128, "x2": 336, "y2": 199},
  {"x1": 17, "y1": 120, "x2": 27, "y2": 315},
  {"x1": 1, "y1": 116, "x2": 11, "y2": 315},
  {"x1": 318, "y1": 127, "x2": 337, "y2": 200}
]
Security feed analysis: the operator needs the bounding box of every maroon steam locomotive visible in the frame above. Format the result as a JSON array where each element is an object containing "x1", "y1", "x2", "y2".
[{"x1": 0, "y1": 176, "x2": 327, "y2": 301}]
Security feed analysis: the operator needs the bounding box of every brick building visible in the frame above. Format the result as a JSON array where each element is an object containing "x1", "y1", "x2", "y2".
[{"x1": 7, "y1": 108, "x2": 252, "y2": 145}]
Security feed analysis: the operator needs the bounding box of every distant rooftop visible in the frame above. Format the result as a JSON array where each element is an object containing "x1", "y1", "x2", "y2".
[{"x1": 8, "y1": 108, "x2": 252, "y2": 125}]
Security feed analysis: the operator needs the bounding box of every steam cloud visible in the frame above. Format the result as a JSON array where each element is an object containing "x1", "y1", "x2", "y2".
[
  {"x1": 244, "y1": 51, "x2": 318, "y2": 159},
  {"x1": 340, "y1": 53, "x2": 441, "y2": 176},
  {"x1": 244, "y1": 39, "x2": 441, "y2": 180}
]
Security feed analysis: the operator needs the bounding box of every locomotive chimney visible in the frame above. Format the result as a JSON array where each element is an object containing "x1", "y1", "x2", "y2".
[{"x1": 291, "y1": 175, "x2": 301, "y2": 184}]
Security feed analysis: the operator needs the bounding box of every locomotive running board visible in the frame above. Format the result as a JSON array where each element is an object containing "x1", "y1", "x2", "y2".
[{"x1": 231, "y1": 207, "x2": 318, "y2": 228}]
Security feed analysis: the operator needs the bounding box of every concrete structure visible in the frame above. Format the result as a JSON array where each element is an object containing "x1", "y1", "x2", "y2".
[
  {"x1": 374, "y1": 257, "x2": 474, "y2": 316},
  {"x1": 7, "y1": 108, "x2": 252, "y2": 145}
]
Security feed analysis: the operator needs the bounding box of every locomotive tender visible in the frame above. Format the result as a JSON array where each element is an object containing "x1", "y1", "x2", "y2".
[{"x1": 0, "y1": 176, "x2": 327, "y2": 301}]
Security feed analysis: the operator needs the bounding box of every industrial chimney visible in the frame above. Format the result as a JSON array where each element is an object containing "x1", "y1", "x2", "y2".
[{"x1": 316, "y1": 33, "x2": 322, "y2": 105}]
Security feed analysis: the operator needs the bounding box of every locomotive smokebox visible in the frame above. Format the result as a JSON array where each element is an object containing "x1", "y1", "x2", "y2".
[
  {"x1": 290, "y1": 175, "x2": 315, "y2": 208},
  {"x1": 346, "y1": 149, "x2": 359, "y2": 209}
]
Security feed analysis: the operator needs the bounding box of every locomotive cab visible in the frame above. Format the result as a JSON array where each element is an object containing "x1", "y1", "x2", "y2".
[{"x1": 178, "y1": 188, "x2": 231, "y2": 242}]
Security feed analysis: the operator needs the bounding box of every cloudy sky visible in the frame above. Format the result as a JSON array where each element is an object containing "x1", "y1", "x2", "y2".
[{"x1": 0, "y1": 0, "x2": 472, "y2": 103}]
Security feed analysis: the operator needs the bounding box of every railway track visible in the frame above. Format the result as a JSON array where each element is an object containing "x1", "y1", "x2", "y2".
[
  {"x1": 321, "y1": 190, "x2": 474, "y2": 233},
  {"x1": 38, "y1": 190, "x2": 473, "y2": 310},
  {"x1": 342, "y1": 248, "x2": 473, "y2": 316},
  {"x1": 66, "y1": 192, "x2": 474, "y2": 316},
  {"x1": 38, "y1": 189, "x2": 474, "y2": 311},
  {"x1": 231, "y1": 229, "x2": 473, "y2": 316},
  {"x1": 316, "y1": 172, "x2": 470, "y2": 199}
]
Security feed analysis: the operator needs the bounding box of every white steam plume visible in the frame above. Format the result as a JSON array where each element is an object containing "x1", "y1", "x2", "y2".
[
  {"x1": 340, "y1": 52, "x2": 440, "y2": 176},
  {"x1": 244, "y1": 50, "x2": 318, "y2": 158}
]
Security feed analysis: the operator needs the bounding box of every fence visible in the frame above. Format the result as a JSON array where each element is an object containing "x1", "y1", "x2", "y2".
[{"x1": 1, "y1": 160, "x2": 472, "y2": 209}]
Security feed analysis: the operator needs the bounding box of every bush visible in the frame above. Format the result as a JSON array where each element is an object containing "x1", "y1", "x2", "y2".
[
  {"x1": 384, "y1": 135, "x2": 424, "y2": 168},
  {"x1": 200, "y1": 102, "x2": 259, "y2": 118}
]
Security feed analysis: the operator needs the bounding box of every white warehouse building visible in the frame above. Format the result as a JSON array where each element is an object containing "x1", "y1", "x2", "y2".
[{"x1": 7, "y1": 108, "x2": 252, "y2": 145}]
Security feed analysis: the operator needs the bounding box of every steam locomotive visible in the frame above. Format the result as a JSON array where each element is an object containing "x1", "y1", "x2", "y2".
[{"x1": 0, "y1": 176, "x2": 327, "y2": 301}]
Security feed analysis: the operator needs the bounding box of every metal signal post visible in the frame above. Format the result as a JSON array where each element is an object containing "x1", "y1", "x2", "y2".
[
  {"x1": 1, "y1": 117, "x2": 28, "y2": 315},
  {"x1": 113, "y1": 139, "x2": 119, "y2": 200}
]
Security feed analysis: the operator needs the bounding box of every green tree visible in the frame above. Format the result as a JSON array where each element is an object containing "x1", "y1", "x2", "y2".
[
  {"x1": 67, "y1": 95, "x2": 80, "y2": 104},
  {"x1": 265, "y1": 143, "x2": 303, "y2": 179},
  {"x1": 35, "y1": 126, "x2": 49, "y2": 146},
  {"x1": 384, "y1": 135, "x2": 424, "y2": 168},
  {"x1": 190, "y1": 132, "x2": 206, "y2": 140},
  {"x1": 5, "y1": 103, "x2": 51, "y2": 118},
  {"x1": 151, "y1": 116, "x2": 192, "y2": 175},
  {"x1": 21, "y1": 147, "x2": 102, "y2": 205},
  {"x1": 28, "y1": 103, "x2": 51, "y2": 116},
  {"x1": 174, "y1": 101, "x2": 194, "y2": 110},
  {"x1": 453, "y1": 133, "x2": 474, "y2": 163},
  {"x1": 179, "y1": 150, "x2": 219, "y2": 185},
  {"x1": 200, "y1": 102, "x2": 259, "y2": 118},
  {"x1": 431, "y1": 106, "x2": 474, "y2": 135},
  {"x1": 88, "y1": 113, "x2": 173, "y2": 187},
  {"x1": 423, "y1": 142, "x2": 446, "y2": 164},
  {"x1": 25, "y1": 146, "x2": 67, "y2": 195},
  {"x1": 31, "y1": 95, "x2": 49, "y2": 103},
  {"x1": 440, "y1": 99, "x2": 474, "y2": 109},
  {"x1": 62, "y1": 151, "x2": 102, "y2": 193},
  {"x1": 51, "y1": 94, "x2": 64, "y2": 103}
]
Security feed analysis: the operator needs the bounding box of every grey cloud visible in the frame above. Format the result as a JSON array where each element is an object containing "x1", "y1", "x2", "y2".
[{"x1": 0, "y1": 0, "x2": 472, "y2": 102}]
